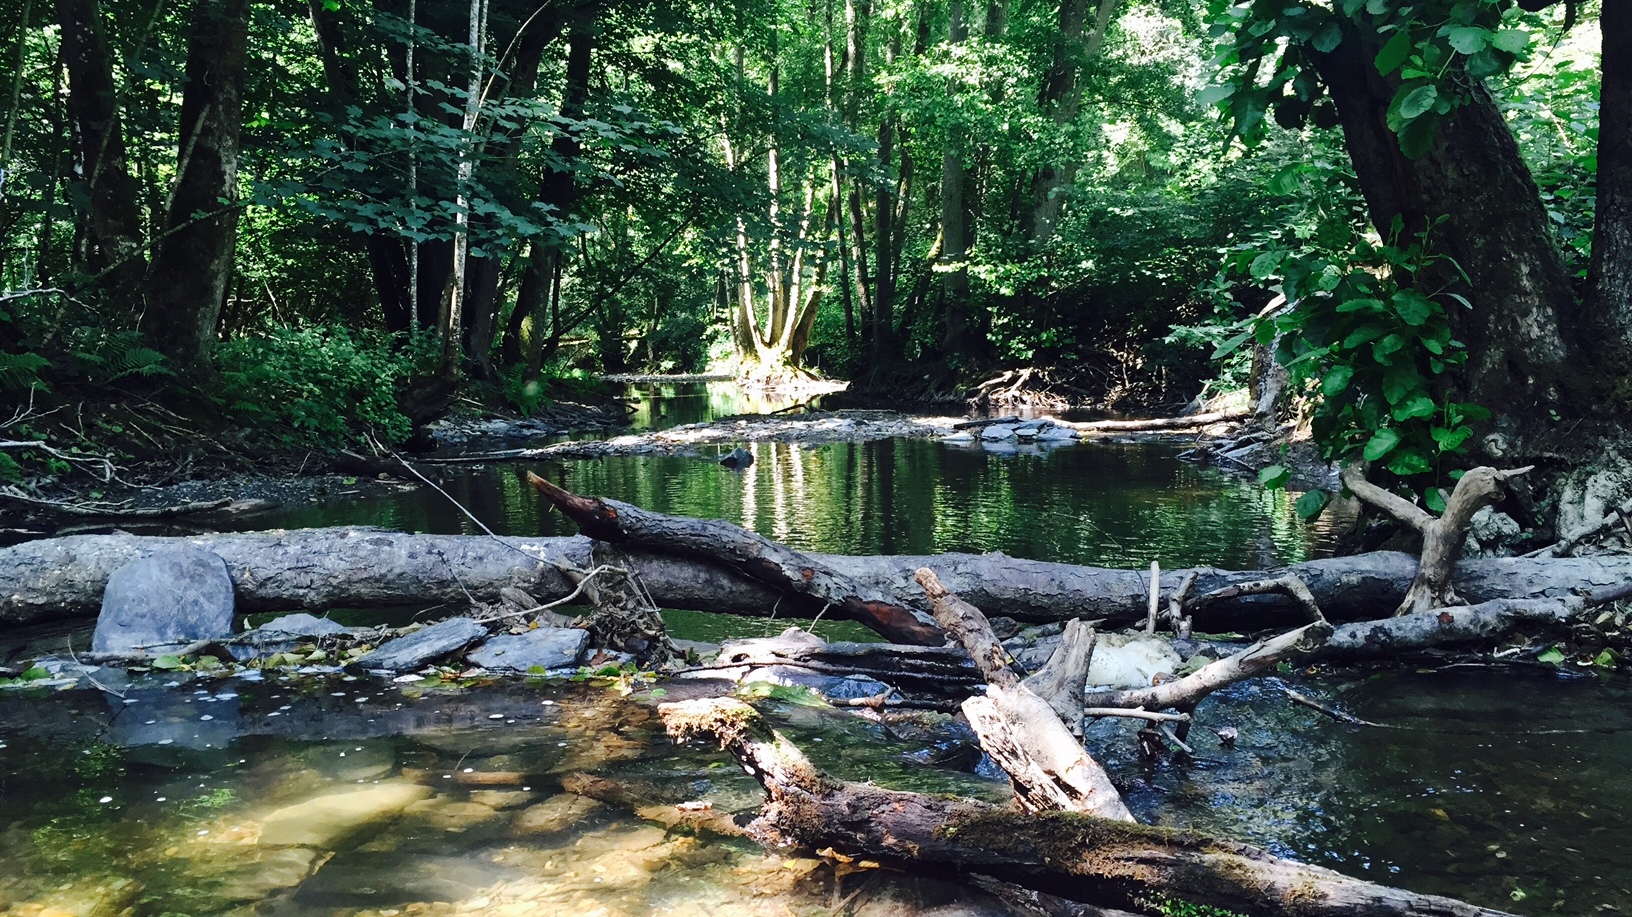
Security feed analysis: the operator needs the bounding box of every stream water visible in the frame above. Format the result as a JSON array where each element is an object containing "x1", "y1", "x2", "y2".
[{"x1": 1, "y1": 383, "x2": 1627, "y2": 917}]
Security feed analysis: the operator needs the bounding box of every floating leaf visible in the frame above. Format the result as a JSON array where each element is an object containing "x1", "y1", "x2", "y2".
[
  {"x1": 1258, "y1": 464, "x2": 1292, "y2": 489},
  {"x1": 1295, "y1": 489, "x2": 1330, "y2": 520},
  {"x1": 1536, "y1": 646, "x2": 1565, "y2": 665}
]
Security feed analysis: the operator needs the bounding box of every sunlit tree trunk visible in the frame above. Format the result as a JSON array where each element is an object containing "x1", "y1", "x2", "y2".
[
  {"x1": 141, "y1": 0, "x2": 251, "y2": 367},
  {"x1": 437, "y1": 0, "x2": 486, "y2": 382}
]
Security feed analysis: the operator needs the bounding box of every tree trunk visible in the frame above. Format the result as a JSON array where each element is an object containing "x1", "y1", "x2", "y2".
[
  {"x1": 54, "y1": 0, "x2": 144, "y2": 290},
  {"x1": 140, "y1": 0, "x2": 252, "y2": 367},
  {"x1": 1308, "y1": 25, "x2": 1578, "y2": 426},
  {"x1": 522, "y1": 2, "x2": 595, "y2": 377},
  {"x1": 1581, "y1": 1, "x2": 1632, "y2": 396},
  {"x1": 938, "y1": 0, "x2": 971, "y2": 361}
]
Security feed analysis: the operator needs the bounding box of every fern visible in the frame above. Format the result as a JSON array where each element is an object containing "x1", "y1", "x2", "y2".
[{"x1": 0, "y1": 351, "x2": 50, "y2": 393}]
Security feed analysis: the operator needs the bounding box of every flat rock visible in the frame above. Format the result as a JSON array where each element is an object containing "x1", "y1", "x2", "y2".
[
  {"x1": 511, "y1": 792, "x2": 605, "y2": 836},
  {"x1": 230, "y1": 612, "x2": 351, "y2": 661},
  {"x1": 741, "y1": 664, "x2": 891, "y2": 701},
  {"x1": 258, "y1": 781, "x2": 431, "y2": 849},
  {"x1": 1034, "y1": 424, "x2": 1078, "y2": 441},
  {"x1": 978, "y1": 424, "x2": 1018, "y2": 441},
  {"x1": 93, "y1": 547, "x2": 235, "y2": 655},
  {"x1": 467, "y1": 626, "x2": 588, "y2": 673},
  {"x1": 356, "y1": 618, "x2": 488, "y2": 672}
]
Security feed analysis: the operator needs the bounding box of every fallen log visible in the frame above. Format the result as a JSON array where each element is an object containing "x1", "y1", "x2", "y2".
[
  {"x1": 525, "y1": 472, "x2": 944, "y2": 645},
  {"x1": 918, "y1": 568, "x2": 1133, "y2": 821},
  {"x1": 659, "y1": 697, "x2": 1518, "y2": 917},
  {"x1": 4, "y1": 528, "x2": 1628, "y2": 632},
  {"x1": 1058, "y1": 410, "x2": 1249, "y2": 433}
]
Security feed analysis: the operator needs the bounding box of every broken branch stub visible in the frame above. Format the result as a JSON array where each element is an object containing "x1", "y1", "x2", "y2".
[{"x1": 525, "y1": 471, "x2": 944, "y2": 645}]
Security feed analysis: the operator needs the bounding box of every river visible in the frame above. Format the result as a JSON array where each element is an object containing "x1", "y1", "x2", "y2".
[{"x1": 0, "y1": 381, "x2": 1625, "y2": 916}]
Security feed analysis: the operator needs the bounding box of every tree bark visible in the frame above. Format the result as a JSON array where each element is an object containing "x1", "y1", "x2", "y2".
[
  {"x1": 54, "y1": 0, "x2": 144, "y2": 290},
  {"x1": 4, "y1": 526, "x2": 1626, "y2": 633},
  {"x1": 1581, "y1": 0, "x2": 1632, "y2": 392},
  {"x1": 141, "y1": 0, "x2": 252, "y2": 367},
  {"x1": 659, "y1": 698, "x2": 1520, "y2": 917},
  {"x1": 1308, "y1": 24, "x2": 1578, "y2": 422}
]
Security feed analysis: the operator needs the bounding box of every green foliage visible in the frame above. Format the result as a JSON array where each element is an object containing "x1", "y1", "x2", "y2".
[
  {"x1": 213, "y1": 325, "x2": 421, "y2": 446},
  {"x1": 1204, "y1": 0, "x2": 1548, "y2": 156},
  {"x1": 1224, "y1": 220, "x2": 1487, "y2": 513}
]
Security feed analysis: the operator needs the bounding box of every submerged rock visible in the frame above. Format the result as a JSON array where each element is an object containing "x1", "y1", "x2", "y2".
[
  {"x1": 718, "y1": 446, "x2": 754, "y2": 469},
  {"x1": 92, "y1": 546, "x2": 235, "y2": 655},
  {"x1": 511, "y1": 792, "x2": 605, "y2": 836},
  {"x1": 741, "y1": 664, "x2": 891, "y2": 701},
  {"x1": 257, "y1": 781, "x2": 432, "y2": 849},
  {"x1": 467, "y1": 626, "x2": 588, "y2": 673},
  {"x1": 355, "y1": 618, "x2": 488, "y2": 672}
]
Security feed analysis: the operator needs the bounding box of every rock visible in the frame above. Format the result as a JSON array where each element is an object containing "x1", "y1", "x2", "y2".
[
  {"x1": 511, "y1": 792, "x2": 605, "y2": 836},
  {"x1": 1013, "y1": 425, "x2": 1042, "y2": 440},
  {"x1": 211, "y1": 847, "x2": 324, "y2": 903},
  {"x1": 938, "y1": 430, "x2": 975, "y2": 442},
  {"x1": 401, "y1": 797, "x2": 503, "y2": 832},
  {"x1": 1085, "y1": 633, "x2": 1181, "y2": 689},
  {"x1": 978, "y1": 424, "x2": 1018, "y2": 441},
  {"x1": 9, "y1": 876, "x2": 144, "y2": 917},
  {"x1": 92, "y1": 547, "x2": 235, "y2": 655},
  {"x1": 718, "y1": 446, "x2": 754, "y2": 469},
  {"x1": 230, "y1": 612, "x2": 351, "y2": 661},
  {"x1": 1554, "y1": 455, "x2": 1632, "y2": 541},
  {"x1": 355, "y1": 618, "x2": 488, "y2": 672},
  {"x1": 467, "y1": 626, "x2": 588, "y2": 673},
  {"x1": 258, "y1": 781, "x2": 432, "y2": 849},
  {"x1": 1035, "y1": 424, "x2": 1078, "y2": 441},
  {"x1": 1466, "y1": 507, "x2": 1524, "y2": 558},
  {"x1": 296, "y1": 852, "x2": 521, "y2": 906},
  {"x1": 741, "y1": 664, "x2": 891, "y2": 701},
  {"x1": 469, "y1": 789, "x2": 538, "y2": 810}
]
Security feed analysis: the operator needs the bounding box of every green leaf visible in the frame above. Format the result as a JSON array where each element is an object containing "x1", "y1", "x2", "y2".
[
  {"x1": 1372, "y1": 333, "x2": 1407, "y2": 362},
  {"x1": 1364, "y1": 428, "x2": 1401, "y2": 461},
  {"x1": 649, "y1": 687, "x2": 669, "y2": 698},
  {"x1": 1382, "y1": 364, "x2": 1423, "y2": 405},
  {"x1": 1343, "y1": 324, "x2": 1387, "y2": 349},
  {"x1": 1335, "y1": 298, "x2": 1385, "y2": 314},
  {"x1": 1431, "y1": 424, "x2": 1474, "y2": 452},
  {"x1": 1424, "y1": 487, "x2": 1446, "y2": 513},
  {"x1": 1295, "y1": 489, "x2": 1330, "y2": 520},
  {"x1": 19, "y1": 666, "x2": 51, "y2": 681},
  {"x1": 1268, "y1": 165, "x2": 1303, "y2": 195},
  {"x1": 1536, "y1": 646, "x2": 1565, "y2": 665},
  {"x1": 1374, "y1": 31, "x2": 1413, "y2": 76},
  {"x1": 152, "y1": 655, "x2": 185, "y2": 671},
  {"x1": 1594, "y1": 649, "x2": 1617, "y2": 668},
  {"x1": 1311, "y1": 21, "x2": 1344, "y2": 53},
  {"x1": 1196, "y1": 84, "x2": 1234, "y2": 107},
  {"x1": 1398, "y1": 114, "x2": 1439, "y2": 158},
  {"x1": 1386, "y1": 449, "x2": 1432, "y2": 476},
  {"x1": 1445, "y1": 27, "x2": 1489, "y2": 55},
  {"x1": 1391, "y1": 290, "x2": 1433, "y2": 326},
  {"x1": 1490, "y1": 29, "x2": 1530, "y2": 54},
  {"x1": 1392, "y1": 394, "x2": 1436, "y2": 421},
  {"x1": 1321, "y1": 365, "x2": 1355, "y2": 397},
  {"x1": 1249, "y1": 251, "x2": 1283, "y2": 280},
  {"x1": 1259, "y1": 464, "x2": 1292, "y2": 489},
  {"x1": 1397, "y1": 84, "x2": 1439, "y2": 121},
  {"x1": 1212, "y1": 328, "x2": 1254, "y2": 359}
]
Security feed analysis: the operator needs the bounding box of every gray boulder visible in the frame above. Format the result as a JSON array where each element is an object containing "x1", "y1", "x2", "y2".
[
  {"x1": 718, "y1": 446, "x2": 754, "y2": 469},
  {"x1": 229, "y1": 612, "x2": 351, "y2": 661},
  {"x1": 355, "y1": 618, "x2": 488, "y2": 672},
  {"x1": 92, "y1": 547, "x2": 235, "y2": 655},
  {"x1": 979, "y1": 424, "x2": 1018, "y2": 441},
  {"x1": 467, "y1": 626, "x2": 588, "y2": 673}
]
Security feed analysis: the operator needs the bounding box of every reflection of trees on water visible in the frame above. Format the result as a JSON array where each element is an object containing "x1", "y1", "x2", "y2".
[{"x1": 240, "y1": 439, "x2": 1335, "y2": 571}]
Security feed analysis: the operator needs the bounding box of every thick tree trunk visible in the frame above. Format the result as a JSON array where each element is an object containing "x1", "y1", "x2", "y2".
[
  {"x1": 659, "y1": 698, "x2": 1519, "y2": 917},
  {"x1": 54, "y1": 0, "x2": 144, "y2": 290},
  {"x1": 1309, "y1": 26, "x2": 1578, "y2": 424},
  {"x1": 141, "y1": 0, "x2": 252, "y2": 367}
]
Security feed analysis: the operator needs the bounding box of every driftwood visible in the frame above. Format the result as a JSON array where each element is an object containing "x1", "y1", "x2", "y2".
[
  {"x1": 4, "y1": 527, "x2": 1629, "y2": 635},
  {"x1": 1341, "y1": 463, "x2": 1533, "y2": 616},
  {"x1": 1060, "y1": 410, "x2": 1249, "y2": 433},
  {"x1": 1082, "y1": 621, "x2": 1333, "y2": 711},
  {"x1": 659, "y1": 697, "x2": 1518, "y2": 917},
  {"x1": 918, "y1": 568, "x2": 1133, "y2": 821},
  {"x1": 1527, "y1": 494, "x2": 1632, "y2": 557},
  {"x1": 525, "y1": 472, "x2": 944, "y2": 645}
]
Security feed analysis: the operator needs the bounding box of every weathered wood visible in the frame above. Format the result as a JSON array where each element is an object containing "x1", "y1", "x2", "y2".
[
  {"x1": 1021, "y1": 619, "x2": 1094, "y2": 735},
  {"x1": 3, "y1": 529, "x2": 1627, "y2": 634},
  {"x1": 918, "y1": 568, "x2": 1133, "y2": 822},
  {"x1": 1341, "y1": 463, "x2": 1533, "y2": 616},
  {"x1": 660, "y1": 697, "x2": 1518, "y2": 917},
  {"x1": 1081, "y1": 620, "x2": 1334, "y2": 711},
  {"x1": 1060, "y1": 410, "x2": 1249, "y2": 432},
  {"x1": 527, "y1": 472, "x2": 944, "y2": 645}
]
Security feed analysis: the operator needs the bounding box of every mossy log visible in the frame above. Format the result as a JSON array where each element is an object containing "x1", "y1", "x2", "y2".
[{"x1": 659, "y1": 697, "x2": 1517, "y2": 917}]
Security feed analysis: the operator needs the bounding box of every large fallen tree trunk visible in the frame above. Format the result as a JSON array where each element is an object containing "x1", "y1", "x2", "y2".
[
  {"x1": 3, "y1": 527, "x2": 1628, "y2": 632},
  {"x1": 659, "y1": 697, "x2": 1518, "y2": 917}
]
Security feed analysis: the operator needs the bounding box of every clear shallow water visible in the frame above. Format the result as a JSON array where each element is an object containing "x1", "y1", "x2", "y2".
[{"x1": 1, "y1": 384, "x2": 1626, "y2": 915}]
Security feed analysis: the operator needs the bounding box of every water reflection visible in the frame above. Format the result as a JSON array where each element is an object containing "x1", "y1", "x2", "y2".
[
  {"x1": 245, "y1": 440, "x2": 1343, "y2": 571},
  {"x1": 614, "y1": 381, "x2": 828, "y2": 431}
]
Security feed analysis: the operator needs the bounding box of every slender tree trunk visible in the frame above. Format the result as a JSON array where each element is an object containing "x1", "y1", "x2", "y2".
[
  {"x1": 938, "y1": 0, "x2": 970, "y2": 360},
  {"x1": 438, "y1": 0, "x2": 486, "y2": 382},
  {"x1": 522, "y1": 1, "x2": 595, "y2": 378},
  {"x1": 1308, "y1": 24, "x2": 1577, "y2": 425},
  {"x1": 1581, "y1": 2, "x2": 1632, "y2": 399},
  {"x1": 54, "y1": 0, "x2": 144, "y2": 290},
  {"x1": 141, "y1": 0, "x2": 252, "y2": 367}
]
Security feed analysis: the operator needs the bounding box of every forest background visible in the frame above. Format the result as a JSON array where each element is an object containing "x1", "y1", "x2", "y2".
[{"x1": 0, "y1": 0, "x2": 1620, "y2": 521}]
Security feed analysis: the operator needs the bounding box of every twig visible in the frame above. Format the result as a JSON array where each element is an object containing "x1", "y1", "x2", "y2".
[
  {"x1": 1145, "y1": 561, "x2": 1160, "y2": 635},
  {"x1": 475, "y1": 564, "x2": 622, "y2": 621},
  {"x1": 1282, "y1": 687, "x2": 1382, "y2": 727},
  {"x1": 1158, "y1": 724, "x2": 1194, "y2": 754}
]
